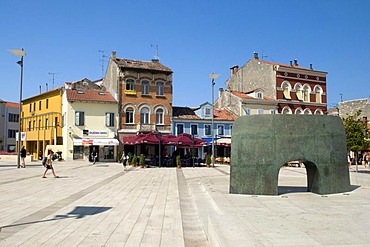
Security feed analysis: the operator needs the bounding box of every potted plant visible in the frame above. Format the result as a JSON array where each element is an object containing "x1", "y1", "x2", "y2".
[
  {"x1": 206, "y1": 154, "x2": 212, "y2": 168},
  {"x1": 176, "y1": 155, "x2": 181, "y2": 169},
  {"x1": 139, "y1": 154, "x2": 145, "y2": 168},
  {"x1": 127, "y1": 152, "x2": 133, "y2": 165},
  {"x1": 132, "y1": 154, "x2": 137, "y2": 167}
]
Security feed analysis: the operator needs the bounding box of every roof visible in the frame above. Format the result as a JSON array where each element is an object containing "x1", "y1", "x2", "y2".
[
  {"x1": 115, "y1": 58, "x2": 172, "y2": 73},
  {"x1": 250, "y1": 58, "x2": 327, "y2": 73},
  {"x1": 172, "y1": 106, "x2": 200, "y2": 120},
  {"x1": 5, "y1": 102, "x2": 20, "y2": 108},
  {"x1": 213, "y1": 108, "x2": 238, "y2": 121},
  {"x1": 231, "y1": 91, "x2": 275, "y2": 101},
  {"x1": 66, "y1": 89, "x2": 116, "y2": 103}
]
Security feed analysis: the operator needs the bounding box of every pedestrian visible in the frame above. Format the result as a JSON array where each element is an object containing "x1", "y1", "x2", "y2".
[
  {"x1": 121, "y1": 151, "x2": 127, "y2": 169},
  {"x1": 42, "y1": 150, "x2": 59, "y2": 178},
  {"x1": 20, "y1": 146, "x2": 27, "y2": 168},
  {"x1": 92, "y1": 148, "x2": 97, "y2": 164}
]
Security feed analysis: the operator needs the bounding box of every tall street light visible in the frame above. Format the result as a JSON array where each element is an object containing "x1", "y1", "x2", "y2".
[
  {"x1": 9, "y1": 49, "x2": 25, "y2": 169},
  {"x1": 210, "y1": 73, "x2": 219, "y2": 168}
]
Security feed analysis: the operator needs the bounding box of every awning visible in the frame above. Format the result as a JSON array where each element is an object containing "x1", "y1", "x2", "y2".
[
  {"x1": 216, "y1": 138, "x2": 231, "y2": 147},
  {"x1": 73, "y1": 138, "x2": 119, "y2": 146}
]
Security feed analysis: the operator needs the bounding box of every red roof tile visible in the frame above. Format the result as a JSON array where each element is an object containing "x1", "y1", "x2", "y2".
[
  {"x1": 5, "y1": 102, "x2": 20, "y2": 108},
  {"x1": 231, "y1": 91, "x2": 275, "y2": 101},
  {"x1": 115, "y1": 58, "x2": 172, "y2": 73},
  {"x1": 214, "y1": 108, "x2": 237, "y2": 121},
  {"x1": 66, "y1": 89, "x2": 116, "y2": 103}
]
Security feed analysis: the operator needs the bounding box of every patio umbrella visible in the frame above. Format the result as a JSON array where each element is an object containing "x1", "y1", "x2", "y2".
[
  {"x1": 133, "y1": 132, "x2": 161, "y2": 144},
  {"x1": 216, "y1": 137, "x2": 231, "y2": 147},
  {"x1": 121, "y1": 135, "x2": 138, "y2": 145},
  {"x1": 165, "y1": 133, "x2": 207, "y2": 147}
]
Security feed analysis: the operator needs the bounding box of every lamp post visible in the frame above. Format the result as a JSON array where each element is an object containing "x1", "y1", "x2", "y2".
[
  {"x1": 9, "y1": 49, "x2": 25, "y2": 169},
  {"x1": 209, "y1": 73, "x2": 219, "y2": 168}
]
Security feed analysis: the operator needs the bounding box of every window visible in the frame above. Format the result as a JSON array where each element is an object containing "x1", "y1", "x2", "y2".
[
  {"x1": 270, "y1": 109, "x2": 276, "y2": 114},
  {"x1": 156, "y1": 81, "x2": 164, "y2": 96},
  {"x1": 39, "y1": 119, "x2": 41, "y2": 130},
  {"x1": 205, "y1": 124, "x2": 211, "y2": 136},
  {"x1": 126, "y1": 79, "x2": 135, "y2": 90},
  {"x1": 55, "y1": 117, "x2": 58, "y2": 127},
  {"x1": 282, "y1": 106, "x2": 292, "y2": 114},
  {"x1": 33, "y1": 102, "x2": 36, "y2": 111},
  {"x1": 258, "y1": 109, "x2": 264, "y2": 114},
  {"x1": 105, "y1": 113, "x2": 115, "y2": 127},
  {"x1": 33, "y1": 120, "x2": 35, "y2": 130},
  {"x1": 8, "y1": 129, "x2": 16, "y2": 138},
  {"x1": 46, "y1": 99, "x2": 49, "y2": 109},
  {"x1": 29, "y1": 104, "x2": 32, "y2": 112},
  {"x1": 176, "y1": 124, "x2": 184, "y2": 134},
  {"x1": 295, "y1": 83, "x2": 303, "y2": 100},
  {"x1": 45, "y1": 118, "x2": 49, "y2": 130},
  {"x1": 303, "y1": 85, "x2": 311, "y2": 102},
  {"x1": 314, "y1": 85, "x2": 322, "y2": 103},
  {"x1": 156, "y1": 109, "x2": 163, "y2": 124},
  {"x1": 282, "y1": 81, "x2": 291, "y2": 99},
  {"x1": 191, "y1": 124, "x2": 198, "y2": 135},
  {"x1": 28, "y1": 121, "x2": 31, "y2": 131},
  {"x1": 217, "y1": 125, "x2": 225, "y2": 136},
  {"x1": 39, "y1": 101, "x2": 42, "y2": 110},
  {"x1": 205, "y1": 107, "x2": 211, "y2": 116},
  {"x1": 244, "y1": 107, "x2": 251, "y2": 115},
  {"x1": 140, "y1": 107, "x2": 149, "y2": 124},
  {"x1": 256, "y1": 91, "x2": 263, "y2": 99},
  {"x1": 75, "y1": 111, "x2": 84, "y2": 126},
  {"x1": 8, "y1": 113, "x2": 19, "y2": 122},
  {"x1": 142, "y1": 80, "x2": 150, "y2": 95},
  {"x1": 126, "y1": 107, "x2": 134, "y2": 123}
]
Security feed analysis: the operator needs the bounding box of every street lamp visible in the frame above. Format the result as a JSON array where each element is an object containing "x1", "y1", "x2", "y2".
[
  {"x1": 210, "y1": 73, "x2": 219, "y2": 168},
  {"x1": 9, "y1": 49, "x2": 25, "y2": 169}
]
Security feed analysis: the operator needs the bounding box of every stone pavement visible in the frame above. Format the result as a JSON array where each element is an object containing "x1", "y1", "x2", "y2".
[{"x1": 0, "y1": 159, "x2": 370, "y2": 247}]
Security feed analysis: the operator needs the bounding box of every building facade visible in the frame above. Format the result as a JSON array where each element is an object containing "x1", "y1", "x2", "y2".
[
  {"x1": 63, "y1": 87, "x2": 119, "y2": 161},
  {"x1": 103, "y1": 52, "x2": 173, "y2": 152},
  {"x1": 22, "y1": 88, "x2": 63, "y2": 159},
  {"x1": 172, "y1": 102, "x2": 236, "y2": 159},
  {"x1": 220, "y1": 52, "x2": 327, "y2": 115},
  {"x1": 0, "y1": 101, "x2": 20, "y2": 152}
]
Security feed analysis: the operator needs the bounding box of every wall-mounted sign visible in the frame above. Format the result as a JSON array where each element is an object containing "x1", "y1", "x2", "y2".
[
  {"x1": 16, "y1": 132, "x2": 26, "y2": 141},
  {"x1": 83, "y1": 130, "x2": 108, "y2": 137}
]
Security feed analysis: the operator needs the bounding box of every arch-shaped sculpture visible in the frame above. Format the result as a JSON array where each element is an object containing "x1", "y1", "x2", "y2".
[{"x1": 230, "y1": 115, "x2": 351, "y2": 195}]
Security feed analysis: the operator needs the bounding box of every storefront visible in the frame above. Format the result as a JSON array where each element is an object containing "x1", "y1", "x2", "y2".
[{"x1": 72, "y1": 138, "x2": 119, "y2": 162}]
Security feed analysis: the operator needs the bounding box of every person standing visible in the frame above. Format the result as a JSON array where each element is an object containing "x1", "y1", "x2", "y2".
[
  {"x1": 92, "y1": 148, "x2": 97, "y2": 164},
  {"x1": 121, "y1": 151, "x2": 127, "y2": 169},
  {"x1": 20, "y1": 146, "x2": 27, "y2": 168},
  {"x1": 42, "y1": 150, "x2": 59, "y2": 178}
]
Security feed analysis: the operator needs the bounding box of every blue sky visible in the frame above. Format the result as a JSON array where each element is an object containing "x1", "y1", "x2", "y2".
[{"x1": 1, "y1": 0, "x2": 369, "y2": 109}]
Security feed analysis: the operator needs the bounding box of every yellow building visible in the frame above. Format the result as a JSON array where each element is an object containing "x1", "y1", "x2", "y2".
[{"x1": 21, "y1": 88, "x2": 63, "y2": 160}]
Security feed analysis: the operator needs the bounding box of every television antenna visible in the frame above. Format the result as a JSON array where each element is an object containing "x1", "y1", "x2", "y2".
[
  {"x1": 48, "y1": 72, "x2": 59, "y2": 89},
  {"x1": 151, "y1": 44, "x2": 159, "y2": 60},
  {"x1": 261, "y1": 50, "x2": 268, "y2": 60},
  {"x1": 98, "y1": 50, "x2": 107, "y2": 78}
]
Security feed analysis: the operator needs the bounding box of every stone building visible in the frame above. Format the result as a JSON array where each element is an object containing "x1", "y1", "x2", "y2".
[
  {"x1": 337, "y1": 98, "x2": 370, "y2": 118},
  {"x1": 103, "y1": 52, "x2": 173, "y2": 152},
  {"x1": 217, "y1": 52, "x2": 327, "y2": 115}
]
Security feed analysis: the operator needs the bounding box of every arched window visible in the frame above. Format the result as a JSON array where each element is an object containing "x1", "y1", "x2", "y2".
[
  {"x1": 295, "y1": 108, "x2": 303, "y2": 115},
  {"x1": 281, "y1": 81, "x2": 291, "y2": 99},
  {"x1": 281, "y1": 106, "x2": 292, "y2": 114},
  {"x1": 303, "y1": 108, "x2": 312, "y2": 115},
  {"x1": 294, "y1": 83, "x2": 303, "y2": 101},
  {"x1": 303, "y1": 84, "x2": 311, "y2": 102},
  {"x1": 140, "y1": 107, "x2": 150, "y2": 124},
  {"x1": 314, "y1": 85, "x2": 323, "y2": 103},
  {"x1": 125, "y1": 107, "x2": 134, "y2": 123},
  {"x1": 125, "y1": 79, "x2": 135, "y2": 91},
  {"x1": 156, "y1": 81, "x2": 164, "y2": 96},
  {"x1": 156, "y1": 109, "x2": 163, "y2": 124},
  {"x1": 142, "y1": 80, "x2": 150, "y2": 95},
  {"x1": 314, "y1": 109, "x2": 324, "y2": 115}
]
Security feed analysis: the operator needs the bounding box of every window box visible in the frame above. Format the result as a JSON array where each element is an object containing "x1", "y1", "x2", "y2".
[{"x1": 124, "y1": 90, "x2": 137, "y2": 95}]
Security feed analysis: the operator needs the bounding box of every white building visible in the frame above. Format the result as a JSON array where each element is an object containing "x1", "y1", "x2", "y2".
[
  {"x1": 0, "y1": 101, "x2": 20, "y2": 152},
  {"x1": 62, "y1": 87, "x2": 119, "y2": 161}
]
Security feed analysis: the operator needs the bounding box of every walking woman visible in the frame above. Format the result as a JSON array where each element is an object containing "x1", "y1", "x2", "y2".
[{"x1": 42, "y1": 150, "x2": 59, "y2": 178}]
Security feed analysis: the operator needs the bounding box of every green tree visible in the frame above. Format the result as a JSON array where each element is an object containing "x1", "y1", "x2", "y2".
[{"x1": 343, "y1": 110, "x2": 370, "y2": 169}]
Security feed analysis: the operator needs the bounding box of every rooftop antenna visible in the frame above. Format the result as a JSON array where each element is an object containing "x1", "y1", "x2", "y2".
[
  {"x1": 98, "y1": 50, "x2": 107, "y2": 78},
  {"x1": 151, "y1": 44, "x2": 159, "y2": 60},
  {"x1": 48, "y1": 72, "x2": 58, "y2": 89},
  {"x1": 261, "y1": 50, "x2": 268, "y2": 60}
]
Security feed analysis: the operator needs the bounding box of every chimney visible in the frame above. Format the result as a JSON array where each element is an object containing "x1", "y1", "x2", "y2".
[
  {"x1": 151, "y1": 58, "x2": 159, "y2": 63},
  {"x1": 230, "y1": 65, "x2": 239, "y2": 76},
  {"x1": 310, "y1": 64, "x2": 313, "y2": 70},
  {"x1": 362, "y1": 116, "x2": 368, "y2": 124},
  {"x1": 253, "y1": 52, "x2": 259, "y2": 59},
  {"x1": 46, "y1": 83, "x2": 48, "y2": 91},
  {"x1": 39, "y1": 85, "x2": 41, "y2": 94},
  {"x1": 111, "y1": 51, "x2": 116, "y2": 60},
  {"x1": 290, "y1": 61, "x2": 293, "y2": 67},
  {"x1": 218, "y1": 88, "x2": 224, "y2": 99},
  {"x1": 294, "y1": 59, "x2": 298, "y2": 66}
]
